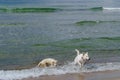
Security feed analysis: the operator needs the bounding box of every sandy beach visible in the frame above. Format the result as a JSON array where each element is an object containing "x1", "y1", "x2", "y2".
[{"x1": 22, "y1": 70, "x2": 120, "y2": 80}]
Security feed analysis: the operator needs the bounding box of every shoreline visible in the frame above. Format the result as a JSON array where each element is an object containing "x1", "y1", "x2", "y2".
[{"x1": 22, "y1": 70, "x2": 120, "y2": 80}]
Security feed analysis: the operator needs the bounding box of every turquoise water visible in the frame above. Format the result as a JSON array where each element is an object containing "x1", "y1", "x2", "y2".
[{"x1": 0, "y1": 0, "x2": 120, "y2": 79}]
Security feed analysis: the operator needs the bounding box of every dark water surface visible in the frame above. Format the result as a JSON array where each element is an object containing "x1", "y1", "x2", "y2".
[{"x1": 0, "y1": 0, "x2": 120, "y2": 70}]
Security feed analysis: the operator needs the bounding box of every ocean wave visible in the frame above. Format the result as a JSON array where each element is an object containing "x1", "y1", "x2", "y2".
[
  {"x1": 12, "y1": 8, "x2": 60, "y2": 13},
  {"x1": 0, "y1": 62, "x2": 120, "y2": 80},
  {"x1": 76, "y1": 20, "x2": 120, "y2": 26},
  {"x1": 0, "y1": 23, "x2": 26, "y2": 27},
  {"x1": 88, "y1": 7, "x2": 120, "y2": 11},
  {"x1": 89, "y1": 7, "x2": 120, "y2": 11},
  {"x1": 0, "y1": 7, "x2": 120, "y2": 13},
  {"x1": 62, "y1": 7, "x2": 120, "y2": 11},
  {"x1": 90, "y1": 7, "x2": 103, "y2": 11},
  {"x1": 104, "y1": 7, "x2": 120, "y2": 10},
  {"x1": 0, "y1": 8, "x2": 60, "y2": 13},
  {"x1": 0, "y1": 8, "x2": 7, "y2": 12},
  {"x1": 33, "y1": 37, "x2": 120, "y2": 50}
]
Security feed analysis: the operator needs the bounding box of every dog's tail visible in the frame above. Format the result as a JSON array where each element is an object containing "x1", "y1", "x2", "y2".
[{"x1": 75, "y1": 49, "x2": 80, "y2": 55}]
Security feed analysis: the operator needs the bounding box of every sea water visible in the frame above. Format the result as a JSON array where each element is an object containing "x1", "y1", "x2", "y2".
[{"x1": 0, "y1": 0, "x2": 120, "y2": 79}]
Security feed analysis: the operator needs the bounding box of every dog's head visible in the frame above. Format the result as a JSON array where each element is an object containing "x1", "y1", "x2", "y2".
[
  {"x1": 52, "y1": 60, "x2": 58, "y2": 67},
  {"x1": 83, "y1": 52, "x2": 90, "y2": 61}
]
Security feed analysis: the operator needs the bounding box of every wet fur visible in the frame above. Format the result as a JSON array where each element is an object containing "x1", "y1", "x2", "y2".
[
  {"x1": 38, "y1": 58, "x2": 57, "y2": 68},
  {"x1": 74, "y1": 49, "x2": 90, "y2": 68}
]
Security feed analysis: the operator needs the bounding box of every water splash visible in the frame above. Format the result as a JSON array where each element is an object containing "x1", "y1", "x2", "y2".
[{"x1": 0, "y1": 62, "x2": 120, "y2": 80}]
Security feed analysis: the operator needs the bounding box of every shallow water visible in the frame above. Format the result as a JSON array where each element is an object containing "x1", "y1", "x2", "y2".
[
  {"x1": 0, "y1": 0, "x2": 120, "y2": 79},
  {"x1": 1, "y1": 62, "x2": 120, "y2": 80}
]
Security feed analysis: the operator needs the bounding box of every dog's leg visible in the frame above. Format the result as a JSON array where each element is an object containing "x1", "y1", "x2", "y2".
[
  {"x1": 77, "y1": 62, "x2": 82, "y2": 68},
  {"x1": 81, "y1": 63, "x2": 84, "y2": 68},
  {"x1": 37, "y1": 62, "x2": 41, "y2": 67}
]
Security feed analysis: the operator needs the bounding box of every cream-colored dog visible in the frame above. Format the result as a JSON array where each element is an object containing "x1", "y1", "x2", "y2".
[
  {"x1": 38, "y1": 58, "x2": 57, "y2": 68},
  {"x1": 74, "y1": 49, "x2": 90, "y2": 68}
]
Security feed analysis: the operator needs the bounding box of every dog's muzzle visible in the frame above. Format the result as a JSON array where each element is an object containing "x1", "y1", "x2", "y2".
[{"x1": 88, "y1": 58, "x2": 91, "y2": 61}]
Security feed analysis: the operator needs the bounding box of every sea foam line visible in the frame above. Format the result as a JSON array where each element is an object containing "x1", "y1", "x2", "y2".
[
  {"x1": 0, "y1": 62, "x2": 120, "y2": 80},
  {"x1": 103, "y1": 7, "x2": 120, "y2": 10}
]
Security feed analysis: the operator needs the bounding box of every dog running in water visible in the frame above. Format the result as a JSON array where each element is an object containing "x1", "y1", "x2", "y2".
[
  {"x1": 37, "y1": 58, "x2": 57, "y2": 68},
  {"x1": 74, "y1": 49, "x2": 90, "y2": 68}
]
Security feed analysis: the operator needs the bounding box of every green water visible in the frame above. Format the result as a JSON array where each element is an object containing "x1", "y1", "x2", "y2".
[{"x1": 0, "y1": 0, "x2": 120, "y2": 70}]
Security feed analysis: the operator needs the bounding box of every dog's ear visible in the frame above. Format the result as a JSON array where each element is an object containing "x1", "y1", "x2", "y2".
[
  {"x1": 83, "y1": 52, "x2": 88, "y2": 57},
  {"x1": 81, "y1": 54, "x2": 84, "y2": 56}
]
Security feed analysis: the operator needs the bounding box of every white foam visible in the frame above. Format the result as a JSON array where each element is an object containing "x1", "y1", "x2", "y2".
[
  {"x1": 104, "y1": 7, "x2": 120, "y2": 10},
  {"x1": 0, "y1": 62, "x2": 120, "y2": 80}
]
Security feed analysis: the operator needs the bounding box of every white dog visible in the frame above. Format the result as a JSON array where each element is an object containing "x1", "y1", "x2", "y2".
[
  {"x1": 74, "y1": 49, "x2": 90, "y2": 68},
  {"x1": 37, "y1": 58, "x2": 57, "y2": 68}
]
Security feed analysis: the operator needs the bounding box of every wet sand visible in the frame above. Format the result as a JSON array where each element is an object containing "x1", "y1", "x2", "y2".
[{"x1": 22, "y1": 70, "x2": 120, "y2": 80}]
